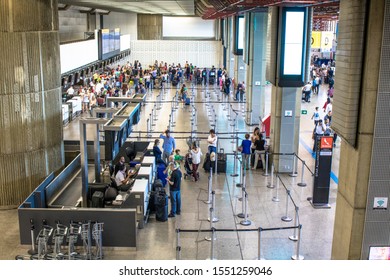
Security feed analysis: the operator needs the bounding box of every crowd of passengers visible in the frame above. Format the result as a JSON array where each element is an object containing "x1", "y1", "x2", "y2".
[{"x1": 63, "y1": 59, "x2": 246, "y2": 114}]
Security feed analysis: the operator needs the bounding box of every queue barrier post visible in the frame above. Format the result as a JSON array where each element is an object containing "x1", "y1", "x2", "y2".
[
  {"x1": 297, "y1": 160, "x2": 307, "y2": 187},
  {"x1": 291, "y1": 225, "x2": 304, "y2": 260},
  {"x1": 289, "y1": 207, "x2": 299, "y2": 241},
  {"x1": 272, "y1": 173, "x2": 280, "y2": 202},
  {"x1": 281, "y1": 189, "x2": 293, "y2": 222}
]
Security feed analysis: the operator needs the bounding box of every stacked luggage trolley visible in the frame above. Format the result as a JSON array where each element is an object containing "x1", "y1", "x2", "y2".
[{"x1": 16, "y1": 221, "x2": 104, "y2": 260}]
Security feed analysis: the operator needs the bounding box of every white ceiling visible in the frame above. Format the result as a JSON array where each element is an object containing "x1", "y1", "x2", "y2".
[{"x1": 59, "y1": 0, "x2": 195, "y2": 15}]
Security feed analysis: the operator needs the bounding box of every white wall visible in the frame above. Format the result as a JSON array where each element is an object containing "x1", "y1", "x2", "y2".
[
  {"x1": 129, "y1": 40, "x2": 221, "y2": 68},
  {"x1": 60, "y1": 38, "x2": 98, "y2": 74},
  {"x1": 163, "y1": 16, "x2": 215, "y2": 38},
  {"x1": 102, "y1": 12, "x2": 137, "y2": 41}
]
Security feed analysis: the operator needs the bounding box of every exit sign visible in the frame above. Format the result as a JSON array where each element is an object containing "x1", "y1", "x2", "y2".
[{"x1": 302, "y1": 110, "x2": 307, "y2": 115}]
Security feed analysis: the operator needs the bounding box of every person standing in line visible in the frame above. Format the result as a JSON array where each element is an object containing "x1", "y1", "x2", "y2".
[
  {"x1": 153, "y1": 139, "x2": 165, "y2": 166},
  {"x1": 239, "y1": 133, "x2": 252, "y2": 170},
  {"x1": 159, "y1": 130, "x2": 176, "y2": 165},
  {"x1": 207, "y1": 129, "x2": 218, "y2": 157},
  {"x1": 253, "y1": 134, "x2": 266, "y2": 171},
  {"x1": 190, "y1": 142, "x2": 202, "y2": 182},
  {"x1": 250, "y1": 127, "x2": 260, "y2": 168},
  {"x1": 167, "y1": 163, "x2": 182, "y2": 218}
]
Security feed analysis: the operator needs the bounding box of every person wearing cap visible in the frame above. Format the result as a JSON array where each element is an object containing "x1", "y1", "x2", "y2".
[
  {"x1": 159, "y1": 130, "x2": 176, "y2": 165},
  {"x1": 312, "y1": 119, "x2": 326, "y2": 153},
  {"x1": 167, "y1": 162, "x2": 182, "y2": 217}
]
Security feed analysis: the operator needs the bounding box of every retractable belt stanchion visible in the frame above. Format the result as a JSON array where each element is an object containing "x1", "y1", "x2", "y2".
[
  {"x1": 237, "y1": 171, "x2": 247, "y2": 217},
  {"x1": 289, "y1": 207, "x2": 299, "y2": 241},
  {"x1": 272, "y1": 174, "x2": 280, "y2": 202},
  {"x1": 205, "y1": 167, "x2": 213, "y2": 204},
  {"x1": 176, "y1": 229, "x2": 181, "y2": 260},
  {"x1": 236, "y1": 156, "x2": 243, "y2": 188},
  {"x1": 297, "y1": 160, "x2": 307, "y2": 187},
  {"x1": 205, "y1": 207, "x2": 216, "y2": 242},
  {"x1": 263, "y1": 152, "x2": 269, "y2": 177},
  {"x1": 240, "y1": 188, "x2": 252, "y2": 226},
  {"x1": 208, "y1": 191, "x2": 219, "y2": 223},
  {"x1": 281, "y1": 189, "x2": 293, "y2": 222},
  {"x1": 257, "y1": 227, "x2": 265, "y2": 260},
  {"x1": 146, "y1": 118, "x2": 150, "y2": 139},
  {"x1": 231, "y1": 151, "x2": 239, "y2": 177},
  {"x1": 267, "y1": 163, "x2": 275, "y2": 189},
  {"x1": 291, "y1": 225, "x2": 304, "y2": 260},
  {"x1": 28, "y1": 220, "x2": 37, "y2": 255},
  {"x1": 289, "y1": 154, "x2": 298, "y2": 177}
]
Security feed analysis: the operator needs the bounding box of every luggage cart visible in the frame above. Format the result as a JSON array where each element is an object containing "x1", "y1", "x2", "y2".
[
  {"x1": 31, "y1": 225, "x2": 54, "y2": 260},
  {"x1": 46, "y1": 224, "x2": 68, "y2": 260},
  {"x1": 92, "y1": 222, "x2": 104, "y2": 260},
  {"x1": 67, "y1": 223, "x2": 82, "y2": 260}
]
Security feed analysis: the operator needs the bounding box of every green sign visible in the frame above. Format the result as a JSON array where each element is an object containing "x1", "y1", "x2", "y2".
[{"x1": 301, "y1": 110, "x2": 308, "y2": 115}]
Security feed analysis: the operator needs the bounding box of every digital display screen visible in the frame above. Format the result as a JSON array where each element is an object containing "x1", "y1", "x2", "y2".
[
  {"x1": 368, "y1": 246, "x2": 390, "y2": 260},
  {"x1": 99, "y1": 28, "x2": 121, "y2": 60},
  {"x1": 238, "y1": 17, "x2": 245, "y2": 50},
  {"x1": 278, "y1": 7, "x2": 307, "y2": 87},
  {"x1": 283, "y1": 11, "x2": 304, "y2": 75},
  {"x1": 101, "y1": 29, "x2": 110, "y2": 55},
  {"x1": 233, "y1": 16, "x2": 244, "y2": 55}
]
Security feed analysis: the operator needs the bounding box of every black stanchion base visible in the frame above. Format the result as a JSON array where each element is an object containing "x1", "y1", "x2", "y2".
[
  {"x1": 297, "y1": 182, "x2": 307, "y2": 187},
  {"x1": 307, "y1": 197, "x2": 331, "y2": 209},
  {"x1": 236, "y1": 183, "x2": 243, "y2": 188},
  {"x1": 237, "y1": 213, "x2": 245, "y2": 218},
  {"x1": 230, "y1": 174, "x2": 238, "y2": 177}
]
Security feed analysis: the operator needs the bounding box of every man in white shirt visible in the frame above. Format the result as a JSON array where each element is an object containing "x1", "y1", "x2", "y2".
[
  {"x1": 207, "y1": 129, "x2": 217, "y2": 155},
  {"x1": 66, "y1": 85, "x2": 74, "y2": 97}
]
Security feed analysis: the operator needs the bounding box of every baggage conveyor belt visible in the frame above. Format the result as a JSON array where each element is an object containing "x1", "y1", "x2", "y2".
[{"x1": 49, "y1": 165, "x2": 96, "y2": 208}]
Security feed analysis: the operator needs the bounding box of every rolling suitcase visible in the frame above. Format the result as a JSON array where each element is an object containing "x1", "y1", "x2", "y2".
[
  {"x1": 217, "y1": 148, "x2": 227, "y2": 173},
  {"x1": 203, "y1": 153, "x2": 211, "y2": 172},
  {"x1": 92, "y1": 191, "x2": 104, "y2": 208},
  {"x1": 155, "y1": 191, "x2": 168, "y2": 222},
  {"x1": 185, "y1": 97, "x2": 190, "y2": 105}
]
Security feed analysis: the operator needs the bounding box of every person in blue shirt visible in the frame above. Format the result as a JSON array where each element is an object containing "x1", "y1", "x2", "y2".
[
  {"x1": 159, "y1": 130, "x2": 176, "y2": 164},
  {"x1": 240, "y1": 133, "x2": 252, "y2": 170}
]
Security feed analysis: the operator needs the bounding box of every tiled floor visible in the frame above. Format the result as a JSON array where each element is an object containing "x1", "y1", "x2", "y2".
[{"x1": 0, "y1": 80, "x2": 340, "y2": 260}]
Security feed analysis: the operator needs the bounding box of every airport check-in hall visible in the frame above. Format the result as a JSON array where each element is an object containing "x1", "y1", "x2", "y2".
[{"x1": 1, "y1": 0, "x2": 390, "y2": 261}]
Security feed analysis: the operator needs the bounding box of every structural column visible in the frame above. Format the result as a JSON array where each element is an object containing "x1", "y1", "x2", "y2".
[
  {"x1": 267, "y1": 7, "x2": 310, "y2": 173},
  {"x1": 331, "y1": 0, "x2": 385, "y2": 260},
  {"x1": 0, "y1": 0, "x2": 63, "y2": 206},
  {"x1": 245, "y1": 12, "x2": 268, "y2": 125}
]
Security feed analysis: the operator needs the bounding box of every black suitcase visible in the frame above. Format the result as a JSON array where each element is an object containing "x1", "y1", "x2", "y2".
[
  {"x1": 155, "y1": 191, "x2": 168, "y2": 222},
  {"x1": 92, "y1": 191, "x2": 104, "y2": 208},
  {"x1": 203, "y1": 153, "x2": 211, "y2": 172},
  {"x1": 217, "y1": 148, "x2": 227, "y2": 173}
]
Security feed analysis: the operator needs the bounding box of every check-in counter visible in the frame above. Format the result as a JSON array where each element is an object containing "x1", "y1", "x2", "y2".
[
  {"x1": 141, "y1": 156, "x2": 156, "y2": 174},
  {"x1": 136, "y1": 166, "x2": 153, "y2": 192},
  {"x1": 62, "y1": 104, "x2": 69, "y2": 125},
  {"x1": 113, "y1": 103, "x2": 141, "y2": 135},
  {"x1": 120, "y1": 179, "x2": 149, "y2": 229},
  {"x1": 103, "y1": 118, "x2": 128, "y2": 160},
  {"x1": 144, "y1": 142, "x2": 154, "y2": 156}
]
